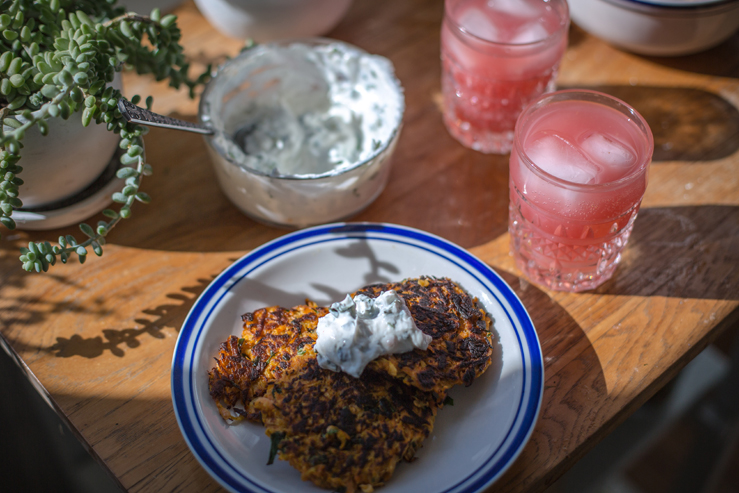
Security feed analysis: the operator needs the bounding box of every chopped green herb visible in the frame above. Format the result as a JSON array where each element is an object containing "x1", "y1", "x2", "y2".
[
  {"x1": 267, "y1": 431, "x2": 285, "y2": 465},
  {"x1": 443, "y1": 396, "x2": 454, "y2": 407},
  {"x1": 308, "y1": 453, "x2": 329, "y2": 466},
  {"x1": 378, "y1": 398, "x2": 396, "y2": 416},
  {"x1": 265, "y1": 350, "x2": 275, "y2": 366}
]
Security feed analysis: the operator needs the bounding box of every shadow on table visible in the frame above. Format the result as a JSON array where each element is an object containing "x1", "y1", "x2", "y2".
[
  {"x1": 0, "y1": 270, "x2": 215, "y2": 359},
  {"x1": 0, "y1": 271, "x2": 108, "y2": 328},
  {"x1": 570, "y1": 25, "x2": 739, "y2": 78},
  {"x1": 641, "y1": 31, "x2": 739, "y2": 79},
  {"x1": 596, "y1": 205, "x2": 739, "y2": 300},
  {"x1": 497, "y1": 269, "x2": 606, "y2": 385},
  {"x1": 494, "y1": 268, "x2": 609, "y2": 486},
  {"x1": 1, "y1": 235, "x2": 418, "y2": 360},
  {"x1": 562, "y1": 84, "x2": 739, "y2": 162}
]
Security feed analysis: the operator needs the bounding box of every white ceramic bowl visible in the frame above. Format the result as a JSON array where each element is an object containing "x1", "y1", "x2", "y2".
[
  {"x1": 194, "y1": 0, "x2": 353, "y2": 41},
  {"x1": 199, "y1": 39, "x2": 405, "y2": 228},
  {"x1": 569, "y1": 0, "x2": 739, "y2": 56}
]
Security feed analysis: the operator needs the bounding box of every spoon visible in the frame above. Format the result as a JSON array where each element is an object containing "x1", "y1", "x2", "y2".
[{"x1": 117, "y1": 98, "x2": 213, "y2": 135}]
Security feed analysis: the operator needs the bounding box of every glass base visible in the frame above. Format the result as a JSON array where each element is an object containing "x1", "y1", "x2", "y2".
[
  {"x1": 508, "y1": 204, "x2": 636, "y2": 292},
  {"x1": 442, "y1": 114, "x2": 514, "y2": 154}
]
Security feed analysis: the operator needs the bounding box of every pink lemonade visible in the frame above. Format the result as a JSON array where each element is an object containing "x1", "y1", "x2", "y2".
[
  {"x1": 509, "y1": 90, "x2": 654, "y2": 292},
  {"x1": 441, "y1": 0, "x2": 569, "y2": 153}
]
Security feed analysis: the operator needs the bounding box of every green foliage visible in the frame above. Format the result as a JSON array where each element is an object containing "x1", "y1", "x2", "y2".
[{"x1": 0, "y1": 0, "x2": 211, "y2": 272}]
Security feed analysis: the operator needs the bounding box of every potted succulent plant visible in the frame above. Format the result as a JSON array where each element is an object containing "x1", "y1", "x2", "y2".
[{"x1": 0, "y1": 0, "x2": 209, "y2": 272}]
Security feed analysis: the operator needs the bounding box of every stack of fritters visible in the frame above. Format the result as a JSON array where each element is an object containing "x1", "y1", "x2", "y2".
[{"x1": 208, "y1": 277, "x2": 494, "y2": 493}]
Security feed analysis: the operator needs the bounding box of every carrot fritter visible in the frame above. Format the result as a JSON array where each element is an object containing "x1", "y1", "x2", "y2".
[
  {"x1": 252, "y1": 360, "x2": 439, "y2": 493},
  {"x1": 356, "y1": 277, "x2": 494, "y2": 395},
  {"x1": 208, "y1": 302, "x2": 328, "y2": 422}
]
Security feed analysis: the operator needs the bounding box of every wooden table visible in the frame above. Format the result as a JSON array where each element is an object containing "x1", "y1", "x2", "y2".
[{"x1": 2, "y1": 1, "x2": 738, "y2": 491}]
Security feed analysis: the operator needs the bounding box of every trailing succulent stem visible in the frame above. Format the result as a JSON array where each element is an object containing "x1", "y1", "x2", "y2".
[
  {"x1": 19, "y1": 151, "x2": 150, "y2": 272},
  {"x1": 0, "y1": 0, "x2": 210, "y2": 272}
]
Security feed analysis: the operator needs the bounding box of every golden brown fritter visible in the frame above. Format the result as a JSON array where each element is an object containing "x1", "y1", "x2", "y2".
[
  {"x1": 208, "y1": 302, "x2": 328, "y2": 422},
  {"x1": 252, "y1": 360, "x2": 439, "y2": 493},
  {"x1": 356, "y1": 277, "x2": 495, "y2": 395}
]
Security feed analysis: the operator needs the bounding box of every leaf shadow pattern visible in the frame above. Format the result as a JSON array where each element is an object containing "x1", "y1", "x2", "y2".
[
  {"x1": 215, "y1": 239, "x2": 405, "y2": 309},
  {"x1": 1, "y1": 291, "x2": 108, "y2": 329},
  {"x1": 0, "y1": 242, "x2": 111, "y2": 332},
  {"x1": 47, "y1": 276, "x2": 215, "y2": 359},
  {"x1": 224, "y1": 275, "x2": 321, "y2": 309},
  {"x1": 331, "y1": 236, "x2": 401, "y2": 286}
]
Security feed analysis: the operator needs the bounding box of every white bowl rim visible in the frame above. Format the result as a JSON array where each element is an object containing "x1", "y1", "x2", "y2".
[{"x1": 603, "y1": 0, "x2": 739, "y2": 12}]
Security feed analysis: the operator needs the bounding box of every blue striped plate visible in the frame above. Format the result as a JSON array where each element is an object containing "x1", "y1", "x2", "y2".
[{"x1": 172, "y1": 223, "x2": 542, "y2": 493}]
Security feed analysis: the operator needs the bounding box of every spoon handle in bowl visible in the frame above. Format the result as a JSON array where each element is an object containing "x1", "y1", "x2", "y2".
[{"x1": 117, "y1": 98, "x2": 213, "y2": 135}]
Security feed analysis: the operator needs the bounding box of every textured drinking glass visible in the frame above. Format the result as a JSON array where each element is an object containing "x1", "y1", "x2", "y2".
[
  {"x1": 441, "y1": 0, "x2": 569, "y2": 154},
  {"x1": 508, "y1": 90, "x2": 654, "y2": 292}
]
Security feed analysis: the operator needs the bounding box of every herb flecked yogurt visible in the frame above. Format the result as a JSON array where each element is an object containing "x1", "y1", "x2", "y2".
[
  {"x1": 199, "y1": 39, "x2": 405, "y2": 227},
  {"x1": 314, "y1": 290, "x2": 432, "y2": 378}
]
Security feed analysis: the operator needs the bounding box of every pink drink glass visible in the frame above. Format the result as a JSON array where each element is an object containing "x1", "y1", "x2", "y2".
[
  {"x1": 441, "y1": 0, "x2": 569, "y2": 154},
  {"x1": 508, "y1": 90, "x2": 654, "y2": 292}
]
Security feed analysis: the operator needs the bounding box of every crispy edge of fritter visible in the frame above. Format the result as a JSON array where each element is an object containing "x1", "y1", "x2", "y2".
[{"x1": 253, "y1": 361, "x2": 440, "y2": 493}]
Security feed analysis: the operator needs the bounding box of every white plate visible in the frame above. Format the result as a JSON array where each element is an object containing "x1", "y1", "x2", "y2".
[{"x1": 172, "y1": 223, "x2": 543, "y2": 493}]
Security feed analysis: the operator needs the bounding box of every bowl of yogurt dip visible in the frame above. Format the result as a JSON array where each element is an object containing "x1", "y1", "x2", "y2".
[{"x1": 199, "y1": 39, "x2": 405, "y2": 228}]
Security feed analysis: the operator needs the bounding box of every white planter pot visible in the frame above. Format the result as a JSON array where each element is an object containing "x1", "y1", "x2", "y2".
[
  {"x1": 18, "y1": 109, "x2": 120, "y2": 208},
  {"x1": 194, "y1": 0, "x2": 354, "y2": 41},
  {"x1": 10, "y1": 76, "x2": 124, "y2": 230}
]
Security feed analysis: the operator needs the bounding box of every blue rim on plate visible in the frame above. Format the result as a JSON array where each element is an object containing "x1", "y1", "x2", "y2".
[
  {"x1": 171, "y1": 222, "x2": 543, "y2": 493},
  {"x1": 609, "y1": 0, "x2": 735, "y2": 9}
]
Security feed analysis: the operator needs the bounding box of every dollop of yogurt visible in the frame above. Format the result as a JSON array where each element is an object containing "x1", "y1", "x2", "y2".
[{"x1": 315, "y1": 290, "x2": 432, "y2": 378}]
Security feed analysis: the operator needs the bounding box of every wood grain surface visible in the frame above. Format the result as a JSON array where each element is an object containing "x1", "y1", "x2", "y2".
[{"x1": 1, "y1": 1, "x2": 738, "y2": 492}]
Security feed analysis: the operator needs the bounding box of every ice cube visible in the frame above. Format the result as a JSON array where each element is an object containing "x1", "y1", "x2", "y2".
[
  {"x1": 511, "y1": 21, "x2": 550, "y2": 43},
  {"x1": 487, "y1": 0, "x2": 541, "y2": 19},
  {"x1": 579, "y1": 132, "x2": 636, "y2": 170},
  {"x1": 458, "y1": 6, "x2": 500, "y2": 40},
  {"x1": 526, "y1": 133, "x2": 599, "y2": 185}
]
